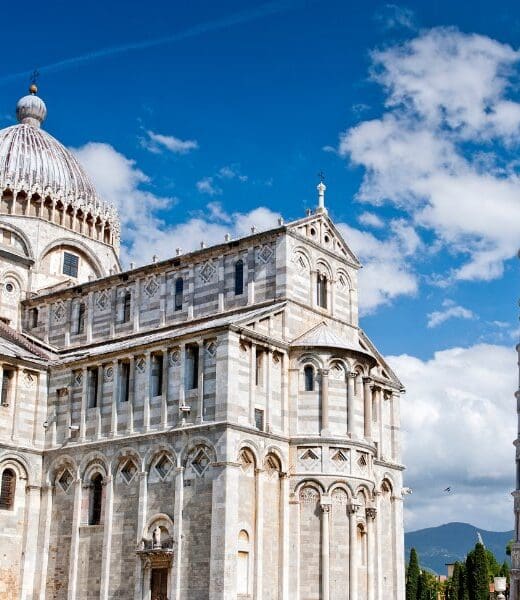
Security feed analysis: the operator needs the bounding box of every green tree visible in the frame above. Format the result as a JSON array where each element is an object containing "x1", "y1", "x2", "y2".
[
  {"x1": 449, "y1": 562, "x2": 461, "y2": 600},
  {"x1": 467, "y1": 543, "x2": 489, "y2": 600},
  {"x1": 500, "y1": 561, "x2": 510, "y2": 579},
  {"x1": 406, "y1": 547, "x2": 420, "y2": 600}
]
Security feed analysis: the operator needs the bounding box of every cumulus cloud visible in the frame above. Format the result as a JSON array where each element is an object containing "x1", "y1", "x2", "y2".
[
  {"x1": 427, "y1": 299, "x2": 477, "y2": 328},
  {"x1": 388, "y1": 344, "x2": 517, "y2": 530},
  {"x1": 141, "y1": 130, "x2": 199, "y2": 154},
  {"x1": 339, "y1": 28, "x2": 520, "y2": 283},
  {"x1": 375, "y1": 4, "x2": 416, "y2": 31},
  {"x1": 197, "y1": 164, "x2": 249, "y2": 195},
  {"x1": 358, "y1": 211, "x2": 385, "y2": 229},
  {"x1": 337, "y1": 219, "x2": 420, "y2": 314},
  {"x1": 73, "y1": 142, "x2": 280, "y2": 266}
]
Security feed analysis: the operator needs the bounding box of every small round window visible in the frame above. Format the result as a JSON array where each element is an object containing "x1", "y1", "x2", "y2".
[
  {"x1": 4, "y1": 282, "x2": 14, "y2": 293},
  {"x1": 310, "y1": 227, "x2": 317, "y2": 237}
]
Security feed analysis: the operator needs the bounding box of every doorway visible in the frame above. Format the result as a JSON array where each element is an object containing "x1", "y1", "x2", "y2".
[{"x1": 150, "y1": 568, "x2": 168, "y2": 600}]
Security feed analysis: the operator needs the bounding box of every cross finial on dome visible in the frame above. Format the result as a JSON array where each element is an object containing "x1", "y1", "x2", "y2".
[{"x1": 16, "y1": 77, "x2": 46, "y2": 128}]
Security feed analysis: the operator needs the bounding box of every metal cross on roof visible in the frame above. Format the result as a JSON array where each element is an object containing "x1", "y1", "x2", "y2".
[
  {"x1": 317, "y1": 171, "x2": 325, "y2": 183},
  {"x1": 30, "y1": 70, "x2": 40, "y2": 85}
]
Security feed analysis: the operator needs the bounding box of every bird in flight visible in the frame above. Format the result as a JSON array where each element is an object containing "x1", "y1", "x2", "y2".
[{"x1": 443, "y1": 487, "x2": 451, "y2": 493}]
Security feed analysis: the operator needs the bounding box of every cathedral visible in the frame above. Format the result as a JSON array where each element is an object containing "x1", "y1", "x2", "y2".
[{"x1": 0, "y1": 85, "x2": 406, "y2": 600}]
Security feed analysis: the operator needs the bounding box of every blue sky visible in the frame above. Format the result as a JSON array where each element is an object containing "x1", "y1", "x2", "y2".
[{"x1": 1, "y1": 0, "x2": 518, "y2": 531}]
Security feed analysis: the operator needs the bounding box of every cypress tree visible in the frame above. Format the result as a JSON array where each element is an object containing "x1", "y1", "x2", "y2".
[
  {"x1": 459, "y1": 562, "x2": 469, "y2": 600},
  {"x1": 469, "y1": 543, "x2": 489, "y2": 600},
  {"x1": 406, "y1": 547, "x2": 420, "y2": 600},
  {"x1": 450, "y1": 562, "x2": 461, "y2": 600}
]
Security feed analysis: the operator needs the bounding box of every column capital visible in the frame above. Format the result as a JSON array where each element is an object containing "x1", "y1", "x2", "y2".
[
  {"x1": 348, "y1": 371, "x2": 358, "y2": 379},
  {"x1": 366, "y1": 507, "x2": 377, "y2": 520},
  {"x1": 320, "y1": 503, "x2": 331, "y2": 513},
  {"x1": 320, "y1": 368, "x2": 329, "y2": 377},
  {"x1": 347, "y1": 501, "x2": 361, "y2": 515},
  {"x1": 363, "y1": 376, "x2": 373, "y2": 384}
]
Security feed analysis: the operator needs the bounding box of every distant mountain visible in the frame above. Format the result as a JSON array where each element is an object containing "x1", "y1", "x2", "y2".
[{"x1": 405, "y1": 522, "x2": 513, "y2": 575}]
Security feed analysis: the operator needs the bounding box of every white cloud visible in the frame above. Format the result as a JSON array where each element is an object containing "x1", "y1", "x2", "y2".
[
  {"x1": 218, "y1": 165, "x2": 248, "y2": 182},
  {"x1": 196, "y1": 177, "x2": 222, "y2": 196},
  {"x1": 73, "y1": 142, "x2": 280, "y2": 267},
  {"x1": 427, "y1": 299, "x2": 477, "y2": 328},
  {"x1": 358, "y1": 211, "x2": 384, "y2": 228},
  {"x1": 387, "y1": 344, "x2": 517, "y2": 530},
  {"x1": 338, "y1": 219, "x2": 420, "y2": 314},
  {"x1": 339, "y1": 28, "x2": 520, "y2": 283},
  {"x1": 375, "y1": 4, "x2": 416, "y2": 31},
  {"x1": 142, "y1": 130, "x2": 198, "y2": 154}
]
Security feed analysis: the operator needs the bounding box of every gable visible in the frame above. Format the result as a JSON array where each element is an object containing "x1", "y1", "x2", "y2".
[{"x1": 288, "y1": 213, "x2": 361, "y2": 268}]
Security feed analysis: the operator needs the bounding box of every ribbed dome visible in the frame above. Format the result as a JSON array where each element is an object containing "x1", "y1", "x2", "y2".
[{"x1": 0, "y1": 88, "x2": 119, "y2": 232}]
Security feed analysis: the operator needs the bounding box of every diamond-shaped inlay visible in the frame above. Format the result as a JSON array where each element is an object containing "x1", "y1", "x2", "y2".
[
  {"x1": 136, "y1": 358, "x2": 146, "y2": 374},
  {"x1": 96, "y1": 290, "x2": 109, "y2": 311},
  {"x1": 154, "y1": 455, "x2": 174, "y2": 480},
  {"x1": 258, "y1": 244, "x2": 273, "y2": 264},
  {"x1": 144, "y1": 276, "x2": 159, "y2": 298},
  {"x1": 300, "y1": 448, "x2": 319, "y2": 470},
  {"x1": 357, "y1": 452, "x2": 368, "y2": 470},
  {"x1": 54, "y1": 301, "x2": 65, "y2": 322},
  {"x1": 74, "y1": 371, "x2": 83, "y2": 387},
  {"x1": 190, "y1": 448, "x2": 211, "y2": 477},
  {"x1": 239, "y1": 449, "x2": 254, "y2": 473},
  {"x1": 331, "y1": 449, "x2": 349, "y2": 468},
  {"x1": 199, "y1": 260, "x2": 216, "y2": 284},
  {"x1": 57, "y1": 470, "x2": 73, "y2": 493},
  {"x1": 205, "y1": 342, "x2": 216, "y2": 358},
  {"x1": 23, "y1": 371, "x2": 35, "y2": 387},
  {"x1": 293, "y1": 252, "x2": 308, "y2": 273},
  {"x1": 330, "y1": 364, "x2": 345, "y2": 381},
  {"x1": 120, "y1": 460, "x2": 137, "y2": 484},
  {"x1": 337, "y1": 274, "x2": 348, "y2": 290}
]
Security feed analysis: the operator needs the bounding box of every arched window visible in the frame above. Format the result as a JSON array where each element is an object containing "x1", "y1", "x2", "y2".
[
  {"x1": 304, "y1": 365, "x2": 314, "y2": 391},
  {"x1": 0, "y1": 468, "x2": 15, "y2": 510},
  {"x1": 234, "y1": 260, "x2": 244, "y2": 296},
  {"x1": 122, "y1": 291, "x2": 131, "y2": 323},
  {"x1": 29, "y1": 307, "x2": 38, "y2": 329},
  {"x1": 174, "y1": 277, "x2": 184, "y2": 311},
  {"x1": 237, "y1": 530, "x2": 250, "y2": 594},
  {"x1": 76, "y1": 302, "x2": 86, "y2": 334},
  {"x1": 317, "y1": 272, "x2": 328, "y2": 309},
  {"x1": 89, "y1": 473, "x2": 103, "y2": 525}
]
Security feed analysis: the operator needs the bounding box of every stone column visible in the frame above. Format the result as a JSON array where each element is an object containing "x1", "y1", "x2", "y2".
[
  {"x1": 249, "y1": 343, "x2": 257, "y2": 426},
  {"x1": 265, "y1": 348, "x2": 272, "y2": 431},
  {"x1": 347, "y1": 371, "x2": 356, "y2": 437},
  {"x1": 127, "y1": 356, "x2": 135, "y2": 434},
  {"x1": 178, "y1": 344, "x2": 186, "y2": 423},
  {"x1": 96, "y1": 364, "x2": 104, "y2": 439},
  {"x1": 68, "y1": 478, "x2": 83, "y2": 600},
  {"x1": 133, "y1": 471, "x2": 148, "y2": 600},
  {"x1": 254, "y1": 467, "x2": 265, "y2": 598},
  {"x1": 209, "y1": 462, "x2": 240, "y2": 599},
  {"x1": 366, "y1": 507, "x2": 377, "y2": 600},
  {"x1": 86, "y1": 291, "x2": 94, "y2": 343},
  {"x1": 38, "y1": 484, "x2": 54, "y2": 600},
  {"x1": 171, "y1": 467, "x2": 184, "y2": 600},
  {"x1": 320, "y1": 368, "x2": 329, "y2": 434},
  {"x1": 320, "y1": 502, "x2": 331, "y2": 600},
  {"x1": 19, "y1": 484, "x2": 41, "y2": 599},
  {"x1": 198, "y1": 341, "x2": 205, "y2": 423},
  {"x1": 391, "y1": 391, "x2": 401, "y2": 462},
  {"x1": 348, "y1": 503, "x2": 359, "y2": 600},
  {"x1": 161, "y1": 348, "x2": 169, "y2": 428},
  {"x1": 378, "y1": 389, "x2": 385, "y2": 459},
  {"x1": 9, "y1": 367, "x2": 19, "y2": 442},
  {"x1": 280, "y1": 472, "x2": 290, "y2": 599},
  {"x1": 79, "y1": 366, "x2": 87, "y2": 441},
  {"x1": 133, "y1": 279, "x2": 140, "y2": 333},
  {"x1": 143, "y1": 351, "x2": 151, "y2": 432},
  {"x1": 110, "y1": 359, "x2": 119, "y2": 436},
  {"x1": 374, "y1": 492, "x2": 383, "y2": 600},
  {"x1": 363, "y1": 377, "x2": 373, "y2": 440},
  {"x1": 0, "y1": 363, "x2": 4, "y2": 407},
  {"x1": 100, "y1": 475, "x2": 114, "y2": 600},
  {"x1": 392, "y1": 495, "x2": 405, "y2": 599}
]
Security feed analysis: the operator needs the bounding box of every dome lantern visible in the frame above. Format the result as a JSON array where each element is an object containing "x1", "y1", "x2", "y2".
[{"x1": 16, "y1": 84, "x2": 47, "y2": 128}]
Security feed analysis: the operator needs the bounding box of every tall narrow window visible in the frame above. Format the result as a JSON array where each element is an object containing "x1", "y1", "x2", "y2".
[
  {"x1": 254, "y1": 408, "x2": 264, "y2": 431},
  {"x1": 186, "y1": 345, "x2": 199, "y2": 390},
  {"x1": 234, "y1": 259, "x2": 244, "y2": 295},
  {"x1": 1, "y1": 369, "x2": 13, "y2": 407},
  {"x1": 122, "y1": 291, "x2": 131, "y2": 323},
  {"x1": 304, "y1": 365, "x2": 314, "y2": 391},
  {"x1": 89, "y1": 474, "x2": 103, "y2": 525},
  {"x1": 151, "y1": 353, "x2": 164, "y2": 397},
  {"x1": 29, "y1": 307, "x2": 38, "y2": 328},
  {"x1": 237, "y1": 530, "x2": 250, "y2": 594},
  {"x1": 87, "y1": 368, "x2": 98, "y2": 408},
  {"x1": 63, "y1": 251, "x2": 79, "y2": 277},
  {"x1": 76, "y1": 302, "x2": 86, "y2": 334},
  {"x1": 0, "y1": 469, "x2": 15, "y2": 510},
  {"x1": 255, "y1": 350, "x2": 264, "y2": 387},
  {"x1": 120, "y1": 362, "x2": 130, "y2": 402},
  {"x1": 174, "y1": 277, "x2": 184, "y2": 311},
  {"x1": 317, "y1": 273, "x2": 328, "y2": 309}
]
